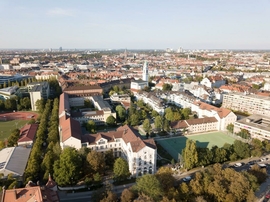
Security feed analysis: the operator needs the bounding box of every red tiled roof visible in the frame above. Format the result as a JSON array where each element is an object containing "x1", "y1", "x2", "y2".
[
  {"x1": 193, "y1": 101, "x2": 232, "y2": 118},
  {"x1": 60, "y1": 117, "x2": 82, "y2": 142},
  {"x1": 82, "y1": 125, "x2": 156, "y2": 152},
  {"x1": 18, "y1": 124, "x2": 39, "y2": 143}
]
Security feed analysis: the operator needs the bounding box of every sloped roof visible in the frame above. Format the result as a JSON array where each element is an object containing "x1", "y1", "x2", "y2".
[
  {"x1": 60, "y1": 117, "x2": 82, "y2": 142},
  {"x1": 82, "y1": 125, "x2": 156, "y2": 153},
  {"x1": 171, "y1": 120, "x2": 188, "y2": 129},
  {"x1": 193, "y1": 101, "x2": 232, "y2": 118},
  {"x1": 186, "y1": 117, "x2": 218, "y2": 125},
  {"x1": 18, "y1": 124, "x2": 39, "y2": 143}
]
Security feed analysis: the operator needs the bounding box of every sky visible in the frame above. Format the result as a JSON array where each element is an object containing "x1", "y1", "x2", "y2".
[{"x1": 0, "y1": 0, "x2": 269, "y2": 50}]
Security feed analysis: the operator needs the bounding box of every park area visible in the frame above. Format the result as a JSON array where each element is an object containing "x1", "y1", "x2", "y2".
[
  {"x1": 156, "y1": 131, "x2": 236, "y2": 160},
  {"x1": 0, "y1": 111, "x2": 38, "y2": 141}
]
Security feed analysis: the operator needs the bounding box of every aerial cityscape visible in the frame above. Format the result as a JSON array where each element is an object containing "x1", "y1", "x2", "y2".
[{"x1": 0, "y1": 1, "x2": 270, "y2": 202}]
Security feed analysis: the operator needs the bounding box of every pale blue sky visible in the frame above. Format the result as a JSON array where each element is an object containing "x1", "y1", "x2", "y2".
[{"x1": 0, "y1": 0, "x2": 269, "y2": 49}]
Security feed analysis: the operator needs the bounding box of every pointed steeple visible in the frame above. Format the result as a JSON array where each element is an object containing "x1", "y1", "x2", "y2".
[{"x1": 46, "y1": 173, "x2": 57, "y2": 190}]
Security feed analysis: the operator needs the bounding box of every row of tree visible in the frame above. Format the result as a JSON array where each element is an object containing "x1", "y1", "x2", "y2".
[
  {"x1": 52, "y1": 147, "x2": 130, "y2": 187},
  {"x1": 95, "y1": 161, "x2": 267, "y2": 202},
  {"x1": 0, "y1": 97, "x2": 31, "y2": 111},
  {"x1": 182, "y1": 137, "x2": 270, "y2": 171},
  {"x1": 24, "y1": 98, "x2": 56, "y2": 183}
]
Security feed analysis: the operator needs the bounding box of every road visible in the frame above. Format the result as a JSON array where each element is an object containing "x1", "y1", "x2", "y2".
[{"x1": 59, "y1": 182, "x2": 135, "y2": 202}]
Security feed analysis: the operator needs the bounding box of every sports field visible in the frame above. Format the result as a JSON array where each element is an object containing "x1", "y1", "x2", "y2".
[
  {"x1": 0, "y1": 120, "x2": 29, "y2": 141},
  {"x1": 156, "y1": 132, "x2": 236, "y2": 160}
]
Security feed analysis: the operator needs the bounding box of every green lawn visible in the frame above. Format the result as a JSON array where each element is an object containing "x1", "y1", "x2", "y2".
[
  {"x1": 156, "y1": 132, "x2": 236, "y2": 160},
  {"x1": 0, "y1": 120, "x2": 29, "y2": 141}
]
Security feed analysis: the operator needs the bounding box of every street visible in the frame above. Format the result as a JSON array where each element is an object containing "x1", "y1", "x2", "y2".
[{"x1": 59, "y1": 182, "x2": 135, "y2": 202}]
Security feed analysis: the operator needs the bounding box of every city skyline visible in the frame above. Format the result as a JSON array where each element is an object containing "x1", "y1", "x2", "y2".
[{"x1": 0, "y1": 0, "x2": 269, "y2": 50}]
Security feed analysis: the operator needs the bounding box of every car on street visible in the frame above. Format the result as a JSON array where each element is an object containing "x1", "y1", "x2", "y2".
[
  {"x1": 234, "y1": 163, "x2": 243, "y2": 167},
  {"x1": 183, "y1": 176, "x2": 192, "y2": 182}
]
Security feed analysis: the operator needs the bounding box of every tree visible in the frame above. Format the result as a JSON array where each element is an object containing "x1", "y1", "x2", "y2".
[
  {"x1": 100, "y1": 191, "x2": 118, "y2": 202},
  {"x1": 121, "y1": 188, "x2": 136, "y2": 202},
  {"x1": 236, "y1": 129, "x2": 251, "y2": 139},
  {"x1": 113, "y1": 157, "x2": 130, "y2": 182},
  {"x1": 106, "y1": 115, "x2": 116, "y2": 126},
  {"x1": 233, "y1": 140, "x2": 250, "y2": 159},
  {"x1": 86, "y1": 120, "x2": 96, "y2": 133},
  {"x1": 162, "y1": 83, "x2": 172, "y2": 91},
  {"x1": 136, "y1": 99, "x2": 145, "y2": 108},
  {"x1": 151, "y1": 110, "x2": 159, "y2": 118},
  {"x1": 87, "y1": 150, "x2": 105, "y2": 174},
  {"x1": 182, "y1": 108, "x2": 191, "y2": 119},
  {"x1": 143, "y1": 119, "x2": 152, "y2": 134},
  {"x1": 129, "y1": 113, "x2": 140, "y2": 126},
  {"x1": 84, "y1": 99, "x2": 93, "y2": 108},
  {"x1": 35, "y1": 98, "x2": 46, "y2": 113},
  {"x1": 53, "y1": 147, "x2": 82, "y2": 186},
  {"x1": 0, "y1": 140, "x2": 5, "y2": 149},
  {"x1": 154, "y1": 116, "x2": 163, "y2": 131},
  {"x1": 163, "y1": 119, "x2": 170, "y2": 132},
  {"x1": 226, "y1": 123, "x2": 234, "y2": 134},
  {"x1": 182, "y1": 139, "x2": 198, "y2": 170},
  {"x1": 155, "y1": 167, "x2": 175, "y2": 193},
  {"x1": 135, "y1": 174, "x2": 163, "y2": 201},
  {"x1": 20, "y1": 97, "x2": 31, "y2": 110},
  {"x1": 116, "y1": 105, "x2": 126, "y2": 121},
  {"x1": 7, "y1": 129, "x2": 20, "y2": 147},
  {"x1": 104, "y1": 149, "x2": 115, "y2": 170}
]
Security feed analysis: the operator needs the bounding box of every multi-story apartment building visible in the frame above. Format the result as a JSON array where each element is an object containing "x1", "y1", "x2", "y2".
[
  {"x1": 234, "y1": 114, "x2": 270, "y2": 140},
  {"x1": 29, "y1": 82, "x2": 50, "y2": 111},
  {"x1": 136, "y1": 91, "x2": 165, "y2": 114},
  {"x1": 81, "y1": 125, "x2": 157, "y2": 177},
  {"x1": 222, "y1": 93, "x2": 270, "y2": 116}
]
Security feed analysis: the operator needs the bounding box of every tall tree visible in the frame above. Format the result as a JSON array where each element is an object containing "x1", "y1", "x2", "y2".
[
  {"x1": 135, "y1": 174, "x2": 163, "y2": 201},
  {"x1": 115, "y1": 105, "x2": 126, "y2": 121},
  {"x1": 53, "y1": 147, "x2": 82, "y2": 186},
  {"x1": 86, "y1": 120, "x2": 96, "y2": 133},
  {"x1": 87, "y1": 150, "x2": 106, "y2": 174},
  {"x1": 154, "y1": 116, "x2": 163, "y2": 131},
  {"x1": 226, "y1": 123, "x2": 234, "y2": 134},
  {"x1": 113, "y1": 157, "x2": 130, "y2": 182},
  {"x1": 143, "y1": 119, "x2": 152, "y2": 134},
  {"x1": 106, "y1": 115, "x2": 116, "y2": 126},
  {"x1": 182, "y1": 139, "x2": 198, "y2": 170}
]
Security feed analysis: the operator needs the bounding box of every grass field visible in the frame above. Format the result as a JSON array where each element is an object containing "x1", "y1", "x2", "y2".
[
  {"x1": 156, "y1": 132, "x2": 236, "y2": 160},
  {"x1": 0, "y1": 120, "x2": 29, "y2": 141}
]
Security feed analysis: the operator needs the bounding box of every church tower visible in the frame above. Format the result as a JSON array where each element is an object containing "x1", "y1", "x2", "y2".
[{"x1": 142, "y1": 61, "x2": 148, "y2": 82}]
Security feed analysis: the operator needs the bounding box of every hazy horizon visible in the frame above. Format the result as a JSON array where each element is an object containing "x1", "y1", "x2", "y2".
[{"x1": 1, "y1": 0, "x2": 269, "y2": 50}]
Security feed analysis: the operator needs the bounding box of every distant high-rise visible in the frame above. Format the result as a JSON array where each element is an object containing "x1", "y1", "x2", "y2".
[
  {"x1": 59, "y1": 47, "x2": 62, "y2": 52},
  {"x1": 0, "y1": 57, "x2": 2, "y2": 65},
  {"x1": 142, "y1": 61, "x2": 148, "y2": 82}
]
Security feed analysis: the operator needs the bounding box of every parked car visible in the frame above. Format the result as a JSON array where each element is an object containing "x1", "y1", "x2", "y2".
[
  {"x1": 234, "y1": 163, "x2": 243, "y2": 167},
  {"x1": 183, "y1": 176, "x2": 192, "y2": 182},
  {"x1": 248, "y1": 160, "x2": 256, "y2": 165}
]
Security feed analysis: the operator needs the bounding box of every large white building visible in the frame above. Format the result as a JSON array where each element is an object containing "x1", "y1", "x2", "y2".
[
  {"x1": 192, "y1": 101, "x2": 237, "y2": 131},
  {"x1": 81, "y1": 125, "x2": 157, "y2": 177},
  {"x1": 222, "y1": 93, "x2": 270, "y2": 116},
  {"x1": 234, "y1": 114, "x2": 270, "y2": 141},
  {"x1": 136, "y1": 91, "x2": 165, "y2": 114}
]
